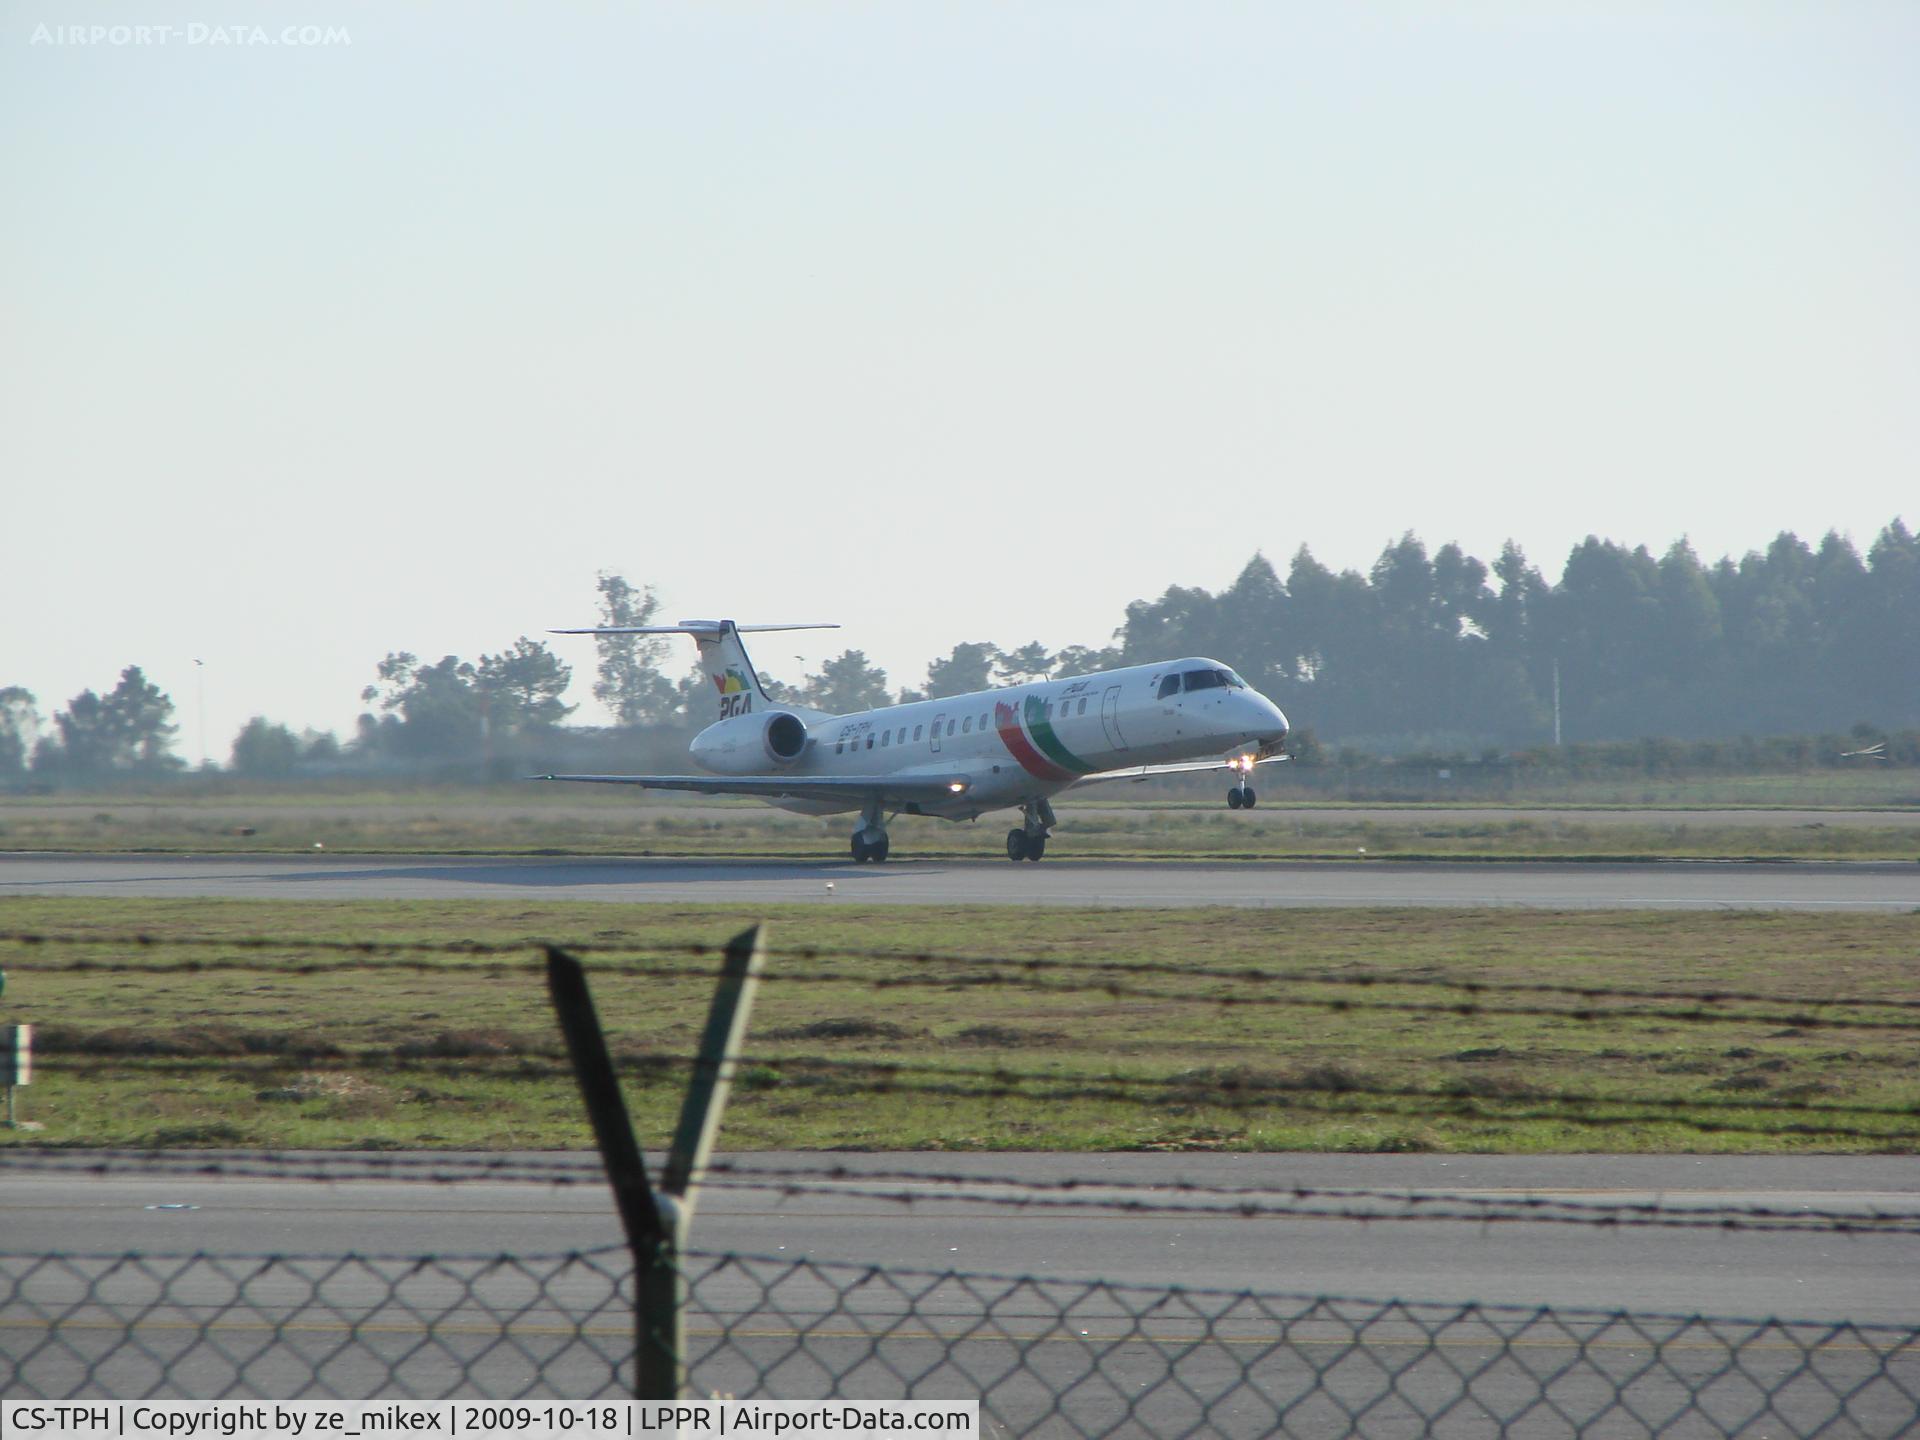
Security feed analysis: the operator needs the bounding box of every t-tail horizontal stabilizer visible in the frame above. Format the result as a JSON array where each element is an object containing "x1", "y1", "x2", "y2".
[
  {"x1": 549, "y1": 621, "x2": 840, "y2": 637},
  {"x1": 549, "y1": 618, "x2": 838, "y2": 720}
]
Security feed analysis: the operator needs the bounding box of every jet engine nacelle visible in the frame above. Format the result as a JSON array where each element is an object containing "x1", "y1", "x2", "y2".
[{"x1": 689, "y1": 710, "x2": 809, "y2": 774}]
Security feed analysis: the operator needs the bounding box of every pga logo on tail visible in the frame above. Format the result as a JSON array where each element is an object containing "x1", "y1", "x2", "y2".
[{"x1": 713, "y1": 667, "x2": 753, "y2": 718}]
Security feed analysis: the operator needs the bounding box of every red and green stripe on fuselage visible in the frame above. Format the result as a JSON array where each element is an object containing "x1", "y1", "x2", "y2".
[{"x1": 993, "y1": 694, "x2": 1098, "y2": 784}]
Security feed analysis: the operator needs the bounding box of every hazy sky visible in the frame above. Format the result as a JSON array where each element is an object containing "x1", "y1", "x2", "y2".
[{"x1": 4, "y1": 2, "x2": 1915, "y2": 761}]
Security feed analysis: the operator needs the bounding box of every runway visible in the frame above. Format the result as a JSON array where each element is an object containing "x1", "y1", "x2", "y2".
[
  {"x1": 4, "y1": 851, "x2": 1919, "y2": 908},
  {"x1": 7, "y1": 1153, "x2": 1917, "y2": 1420},
  {"x1": 11, "y1": 797, "x2": 1920, "y2": 829},
  {"x1": 4, "y1": 1152, "x2": 1916, "y2": 1322}
]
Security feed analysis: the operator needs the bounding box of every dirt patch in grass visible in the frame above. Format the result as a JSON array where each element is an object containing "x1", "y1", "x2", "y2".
[
  {"x1": 393, "y1": 1029, "x2": 531, "y2": 1060},
  {"x1": 763, "y1": 1017, "x2": 930, "y2": 1043},
  {"x1": 951, "y1": 1025, "x2": 1068, "y2": 1047},
  {"x1": 37, "y1": 1024, "x2": 346, "y2": 1059},
  {"x1": 257, "y1": 1072, "x2": 390, "y2": 1105},
  {"x1": 1438, "y1": 1072, "x2": 1542, "y2": 1100}
]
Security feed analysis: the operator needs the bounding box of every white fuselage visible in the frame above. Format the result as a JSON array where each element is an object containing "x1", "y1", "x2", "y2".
[{"x1": 688, "y1": 656, "x2": 1289, "y2": 820}]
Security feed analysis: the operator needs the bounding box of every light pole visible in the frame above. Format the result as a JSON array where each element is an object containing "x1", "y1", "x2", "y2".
[
  {"x1": 194, "y1": 659, "x2": 206, "y2": 769},
  {"x1": 1551, "y1": 656, "x2": 1561, "y2": 748}
]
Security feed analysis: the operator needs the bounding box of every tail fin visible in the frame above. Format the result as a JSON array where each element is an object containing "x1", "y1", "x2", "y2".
[{"x1": 550, "y1": 619, "x2": 837, "y2": 722}]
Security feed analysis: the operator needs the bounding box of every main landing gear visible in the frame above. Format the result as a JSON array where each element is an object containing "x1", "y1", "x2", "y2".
[
  {"x1": 850, "y1": 798, "x2": 891, "y2": 863},
  {"x1": 1006, "y1": 829, "x2": 1046, "y2": 862},
  {"x1": 1005, "y1": 797, "x2": 1055, "y2": 862}
]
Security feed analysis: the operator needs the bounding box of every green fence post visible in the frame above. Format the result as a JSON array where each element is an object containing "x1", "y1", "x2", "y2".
[
  {"x1": 546, "y1": 925, "x2": 767, "y2": 1401},
  {"x1": 545, "y1": 945, "x2": 678, "y2": 1399}
]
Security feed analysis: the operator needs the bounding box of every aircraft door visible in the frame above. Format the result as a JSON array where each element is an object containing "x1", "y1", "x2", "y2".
[
  {"x1": 1100, "y1": 686, "x2": 1129, "y2": 752},
  {"x1": 930, "y1": 714, "x2": 944, "y2": 753}
]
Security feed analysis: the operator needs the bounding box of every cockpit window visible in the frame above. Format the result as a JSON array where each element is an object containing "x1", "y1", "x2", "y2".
[
  {"x1": 1156, "y1": 674, "x2": 1181, "y2": 700},
  {"x1": 1182, "y1": 668, "x2": 1246, "y2": 692}
]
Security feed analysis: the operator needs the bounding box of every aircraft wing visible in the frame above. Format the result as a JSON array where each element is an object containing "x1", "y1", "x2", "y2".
[
  {"x1": 534, "y1": 772, "x2": 974, "y2": 803},
  {"x1": 1066, "y1": 753, "x2": 1291, "y2": 789}
]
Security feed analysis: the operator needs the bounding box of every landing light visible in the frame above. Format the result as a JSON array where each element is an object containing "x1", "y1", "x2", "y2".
[{"x1": 948, "y1": 781, "x2": 967, "y2": 793}]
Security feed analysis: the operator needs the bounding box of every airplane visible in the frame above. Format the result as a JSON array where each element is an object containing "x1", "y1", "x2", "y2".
[{"x1": 539, "y1": 620, "x2": 1291, "y2": 863}]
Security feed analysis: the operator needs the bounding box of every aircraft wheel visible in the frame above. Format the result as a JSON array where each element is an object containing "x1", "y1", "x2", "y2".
[
  {"x1": 1227, "y1": 788, "x2": 1243, "y2": 810},
  {"x1": 1242, "y1": 788, "x2": 1257, "y2": 809},
  {"x1": 1006, "y1": 829, "x2": 1028, "y2": 862},
  {"x1": 873, "y1": 835, "x2": 890, "y2": 863},
  {"x1": 851, "y1": 835, "x2": 870, "y2": 863},
  {"x1": 1025, "y1": 836, "x2": 1046, "y2": 862}
]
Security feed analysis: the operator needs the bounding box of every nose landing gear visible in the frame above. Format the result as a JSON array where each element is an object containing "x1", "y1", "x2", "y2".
[{"x1": 1226, "y1": 755, "x2": 1257, "y2": 810}]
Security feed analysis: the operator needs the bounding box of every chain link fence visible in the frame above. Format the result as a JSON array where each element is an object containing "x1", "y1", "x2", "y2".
[{"x1": 5, "y1": 1246, "x2": 1917, "y2": 1437}]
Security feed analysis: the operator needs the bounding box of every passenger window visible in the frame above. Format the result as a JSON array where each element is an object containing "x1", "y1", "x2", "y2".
[
  {"x1": 1078, "y1": 698, "x2": 1088, "y2": 715},
  {"x1": 898, "y1": 728, "x2": 907, "y2": 744},
  {"x1": 947, "y1": 720, "x2": 956, "y2": 736},
  {"x1": 1157, "y1": 675, "x2": 1181, "y2": 700},
  {"x1": 865, "y1": 734, "x2": 874, "y2": 749},
  {"x1": 881, "y1": 731, "x2": 890, "y2": 747},
  {"x1": 962, "y1": 716, "x2": 972, "y2": 733},
  {"x1": 980, "y1": 713, "x2": 989, "y2": 729},
  {"x1": 913, "y1": 725, "x2": 923, "y2": 741},
  {"x1": 835, "y1": 740, "x2": 844, "y2": 754}
]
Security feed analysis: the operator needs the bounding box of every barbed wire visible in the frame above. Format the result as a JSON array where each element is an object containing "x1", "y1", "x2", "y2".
[
  {"x1": 26, "y1": 1029, "x2": 1920, "y2": 1144},
  {"x1": 0, "y1": 1148, "x2": 608, "y2": 1184},
  {"x1": 32, "y1": 1066, "x2": 1896, "y2": 1138},
  {"x1": 7, "y1": 929, "x2": 1917, "y2": 1021},
  {"x1": 2, "y1": 1148, "x2": 1915, "y2": 1235},
  {"x1": 703, "y1": 1067, "x2": 1912, "y2": 1140},
  {"x1": 0, "y1": 929, "x2": 582, "y2": 958},
  {"x1": 24, "y1": 1038, "x2": 1919, "y2": 1128},
  {"x1": 739, "y1": 1056, "x2": 1920, "y2": 1133},
  {"x1": 686, "y1": 1175, "x2": 1920, "y2": 1235},
  {"x1": 11, "y1": 960, "x2": 1917, "y2": 1036},
  {"x1": 716, "y1": 978, "x2": 1920, "y2": 1031},
  {"x1": 692, "y1": 1159, "x2": 1920, "y2": 1231}
]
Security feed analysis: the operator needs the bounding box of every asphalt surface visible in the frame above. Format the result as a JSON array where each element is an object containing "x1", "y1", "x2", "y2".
[
  {"x1": 5, "y1": 851, "x2": 1919, "y2": 908},
  {"x1": 11, "y1": 798, "x2": 1920, "y2": 828},
  {"x1": 4, "y1": 1152, "x2": 1915, "y2": 1320},
  {"x1": 6, "y1": 1154, "x2": 1916, "y2": 1420}
]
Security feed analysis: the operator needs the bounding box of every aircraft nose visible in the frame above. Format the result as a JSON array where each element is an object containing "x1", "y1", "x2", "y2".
[{"x1": 1258, "y1": 696, "x2": 1289, "y2": 746}]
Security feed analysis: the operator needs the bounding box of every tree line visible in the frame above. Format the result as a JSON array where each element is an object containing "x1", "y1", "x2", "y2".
[
  {"x1": 1, "y1": 669, "x2": 181, "y2": 781},
  {"x1": 1121, "y1": 519, "x2": 1918, "y2": 747},
  {"x1": 3, "y1": 522, "x2": 1913, "y2": 783},
  {"x1": 590, "y1": 522, "x2": 1918, "y2": 750}
]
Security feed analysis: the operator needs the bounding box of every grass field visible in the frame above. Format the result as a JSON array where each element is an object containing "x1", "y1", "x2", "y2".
[
  {"x1": 4, "y1": 788, "x2": 1919, "y2": 859},
  {"x1": 1299, "y1": 767, "x2": 1920, "y2": 808},
  {"x1": 2, "y1": 897, "x2": 1915, "y2": 1156}
]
